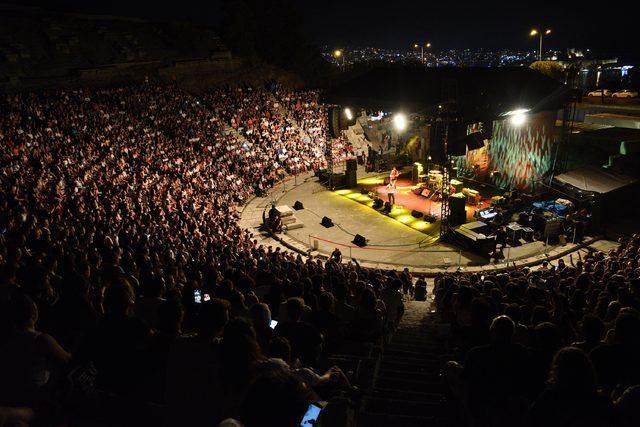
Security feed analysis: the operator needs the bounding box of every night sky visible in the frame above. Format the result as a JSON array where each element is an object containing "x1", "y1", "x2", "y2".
[{"x1": 7, "y1": 0, "x2": 639, "y2": 57}]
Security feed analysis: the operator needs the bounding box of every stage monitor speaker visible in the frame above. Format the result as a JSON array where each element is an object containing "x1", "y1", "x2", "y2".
[
  {"x1": 411, "y1": 210, "x2": 424, "y2": 218},
  {"x1": 321, "y1": 216, "x2": 334, "y2": 228},
  {"x1": 293, "y1": 201, "x2": 304, "y2": 210},
  {"x1": 353, "y1": 234, "x2": 367, "y2": 247},
  {"x1": 345, "y1": 169, "x2": 357, "y2": 188},
  {"x1": 372, "y1": 197, "x2": 384, "y2": 209},
  {"x1": 346, "y1": 158, "x2": 357, "y2": 171},
  {"x1": 449, "y1": 193, "x2": 467, "y2": 226},
  {"x1": 424, "y1": 213, "x2": 437, "y2": 223}
]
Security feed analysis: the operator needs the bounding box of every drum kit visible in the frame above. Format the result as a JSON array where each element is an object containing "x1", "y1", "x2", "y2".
[
  {"x1": 427, "y1": 170, "x2": 443, "y2": 190},
  {"x1": 412, "y1": 169, "x2": 444, "y2": 200}
]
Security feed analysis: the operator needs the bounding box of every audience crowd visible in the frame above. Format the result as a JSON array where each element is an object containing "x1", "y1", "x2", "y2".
[
  {"x1": 2, "y1": 79, "x2": 639, "y2": 427},
  {"x1": 0, "y1": 81, "x2": 403, "y2": 427},
  {"x1": 439, "y1": 239, "x2": 640, "y2": 426}
]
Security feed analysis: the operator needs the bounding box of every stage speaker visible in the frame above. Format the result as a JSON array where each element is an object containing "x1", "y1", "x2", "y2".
[
  {"x1": 424, "y1": 213, "x2": 437, "y2": 223},
  {"x1": 328, "y1": 107, "x2": 341, "y2": 138},
  {"x1": 321, "y1": 216, "x2": 334, "y2": 228},
  {"x1": 447, "y1": 123, "x2": 469, "y2": 156},
  {"x1": 411, "y1": 210, "x2": 424, "y2": 218},
  {"x1": 327, "y1": 172, "x2": 346, "y2": 189},
  {"x1": 353, "y1": 234, "x2": 367, "y2": 247},
  {"x1": 449, "y1": 193, "x2": 467, "y2": 226},
  {"x1": 346, "y1": 158, "x2": 357, "y2": 171},
  {"x1": 482, "y1": 120, "x2": 493, "y2": 139},
  {"x1": 372, "y1": 197, "x2": 384, "y2": 209},
  {"x1": 345, "y1": 169, "x2": 357, "y2": 188},
  {"x1": 293, "y1": 201, "x2": 304, "y2": 210}
]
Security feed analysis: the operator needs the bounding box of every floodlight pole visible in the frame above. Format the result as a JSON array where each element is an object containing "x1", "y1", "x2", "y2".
[
  {"x1": 538, "y1": 34, "x2": 543, "y2": 61},
  {"x1": 439, "y1": 122, "x2": 451, "y2": 239}
]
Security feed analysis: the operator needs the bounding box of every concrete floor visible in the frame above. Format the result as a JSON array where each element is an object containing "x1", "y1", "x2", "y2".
[{"x1": 264, "y1": 170, "x2": 565, "y2": 269}]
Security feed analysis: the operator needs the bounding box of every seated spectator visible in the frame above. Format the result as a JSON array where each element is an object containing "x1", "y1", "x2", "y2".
[
  {"x1": 332, "y1": 282, "x2": 356, "y2": 324},
  {"x1": 311, "y1": 292, "x2": 344, "y2": 353},
  {"x1": 135, "y1": 275, "x2": 166, "y2": 330},
  {"x1": 239, "y1": 368, "x2": 311, "y2": 427},
  {"x1": 528, "y1": 346, "x2": 614, "y2": 427},
  {"x1": 446, "y1": 315, "x2": 531, "y2": 425},
  {"x1": 350, "y1": 287, "x2": 383, "y2": 343},
  {"x1": 145, "y1": 299, "x2": 185, "y2": 403},
  {"x1": 590, "y1": 312, "x2": 640, "y2": 393},
  {"x1": 165, "y1": 298, "x2": 230, "y2": 425},
  {"x1": 380, "y1": 279, "x2": 404, "y2": 338},
  {"x1": 0, "y1": 293, "x2": 70, "y2": 405},
  {"x1": 248, "y1": 303, "x2": 273, "y2": 353},
  {"x1": 413, "y1": 278, "x2": 427, "y2": 301},
  {"x1": 615, "y1": 385, "x2": 640, "y2": 427},
  {"x1": 74, "y1": 278, "x2": 149, "y2": 396},
  {"x1": 571, "y1": 314, "x2": 605, "y2": 353},
  {"x1": 274, "y1": 298, "x2": 323, "y2": 367}
]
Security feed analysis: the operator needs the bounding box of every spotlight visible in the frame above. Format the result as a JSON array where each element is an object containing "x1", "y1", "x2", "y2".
[
  {"x1": 504, "y1": 108, "x2": 529, "y2": 127},
  {"x1": 344, "y1": 107, "x2": 353, "y2": 121},
  {"x1": 510, "y1": 112, "x2": 527, "y2": 126},
  {"x1": 393, "y1": 113, "x2": 407, "y2": 131}
]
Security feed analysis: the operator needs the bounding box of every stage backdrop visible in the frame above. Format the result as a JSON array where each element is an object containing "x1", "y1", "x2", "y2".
[{"x1": 455, "y1": 111, "x2": 557, "y2": 191}]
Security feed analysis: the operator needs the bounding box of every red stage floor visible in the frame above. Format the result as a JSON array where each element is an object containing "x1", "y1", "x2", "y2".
[{"x1": 365, "y1": 178, "x2": 491, "y2": 221}]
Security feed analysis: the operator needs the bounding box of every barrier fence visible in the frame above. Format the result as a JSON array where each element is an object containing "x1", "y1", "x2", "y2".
[
  {"x1": 307, "y1": 234, "x2": 553, "y2": 270},
  {"x1": 308, "y1": 234, "x2": 464, "y2": 268}
]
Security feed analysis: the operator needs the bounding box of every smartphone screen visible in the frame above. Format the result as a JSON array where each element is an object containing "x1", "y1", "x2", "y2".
[
  {"x1": 269, "y1": 319, "x2": 278, "y2": 329},
  {"x1": 194, "y1": 290, "x2": 202, "y2": 304},
  {"x1": 300, "y1": 403, "x2": 322, "y2": 426}
]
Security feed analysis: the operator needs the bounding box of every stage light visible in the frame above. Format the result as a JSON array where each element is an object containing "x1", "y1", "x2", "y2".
[
  {"x1": 393, "y1": 113, "x2": 407, "y2": 131},
  {"x1": 333, "y1": 49, "x2": 342, "y2": 58},
  {"x1": 504, "y1": 108, "x2": 530, "y2": 127},
  {"x1": 510, "y1": 111, "x2": 527, "y2": 126},
  {"x1": 344, "y1": 107, "x2": 353, "y2": 121},
  {"x1": 530, "y1": 29, "x2": 538, "y2": 36},
  {"x1": 545, "y1": 29, "x2": 551, "y2": 35}
]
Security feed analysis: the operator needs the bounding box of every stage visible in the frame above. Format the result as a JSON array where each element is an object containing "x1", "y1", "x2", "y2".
[
  {"x1": 336, "y1": 175, "x2": 492, "y2": 238},
  {"x1": 238, "y1": 168, "x2": 577, "y2": 270}
]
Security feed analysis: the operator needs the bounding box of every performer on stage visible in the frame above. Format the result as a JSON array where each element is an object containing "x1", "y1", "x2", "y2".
[
  {"x1": 389, "y1": 166, "x2": 400, "y2": 185},
  {"x1": 387, "y1": 182, "x2": 396, "y2": 205}
]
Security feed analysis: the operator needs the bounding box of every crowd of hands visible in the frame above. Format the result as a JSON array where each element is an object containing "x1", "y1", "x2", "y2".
[
  {"x1": 0, "y1": 80, "x2": 408, "y2": 427},
  {"x1": 437, "y1": 238, "x2": 640, "y2": 427}
]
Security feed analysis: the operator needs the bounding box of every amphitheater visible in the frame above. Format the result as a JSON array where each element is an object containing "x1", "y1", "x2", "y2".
[{"x1": 0, "y1": 6, "x2": 637, "y2": 427}]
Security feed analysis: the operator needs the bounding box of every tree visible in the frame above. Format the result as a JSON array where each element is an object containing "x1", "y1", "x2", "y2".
[{"x1": 530, "y1": 61, "x2": 566, "y2": 82}]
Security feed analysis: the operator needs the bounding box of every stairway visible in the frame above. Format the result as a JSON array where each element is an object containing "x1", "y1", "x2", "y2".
[{"x1": 358, "y1": 301, "x2": 462, "y2": 427}]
